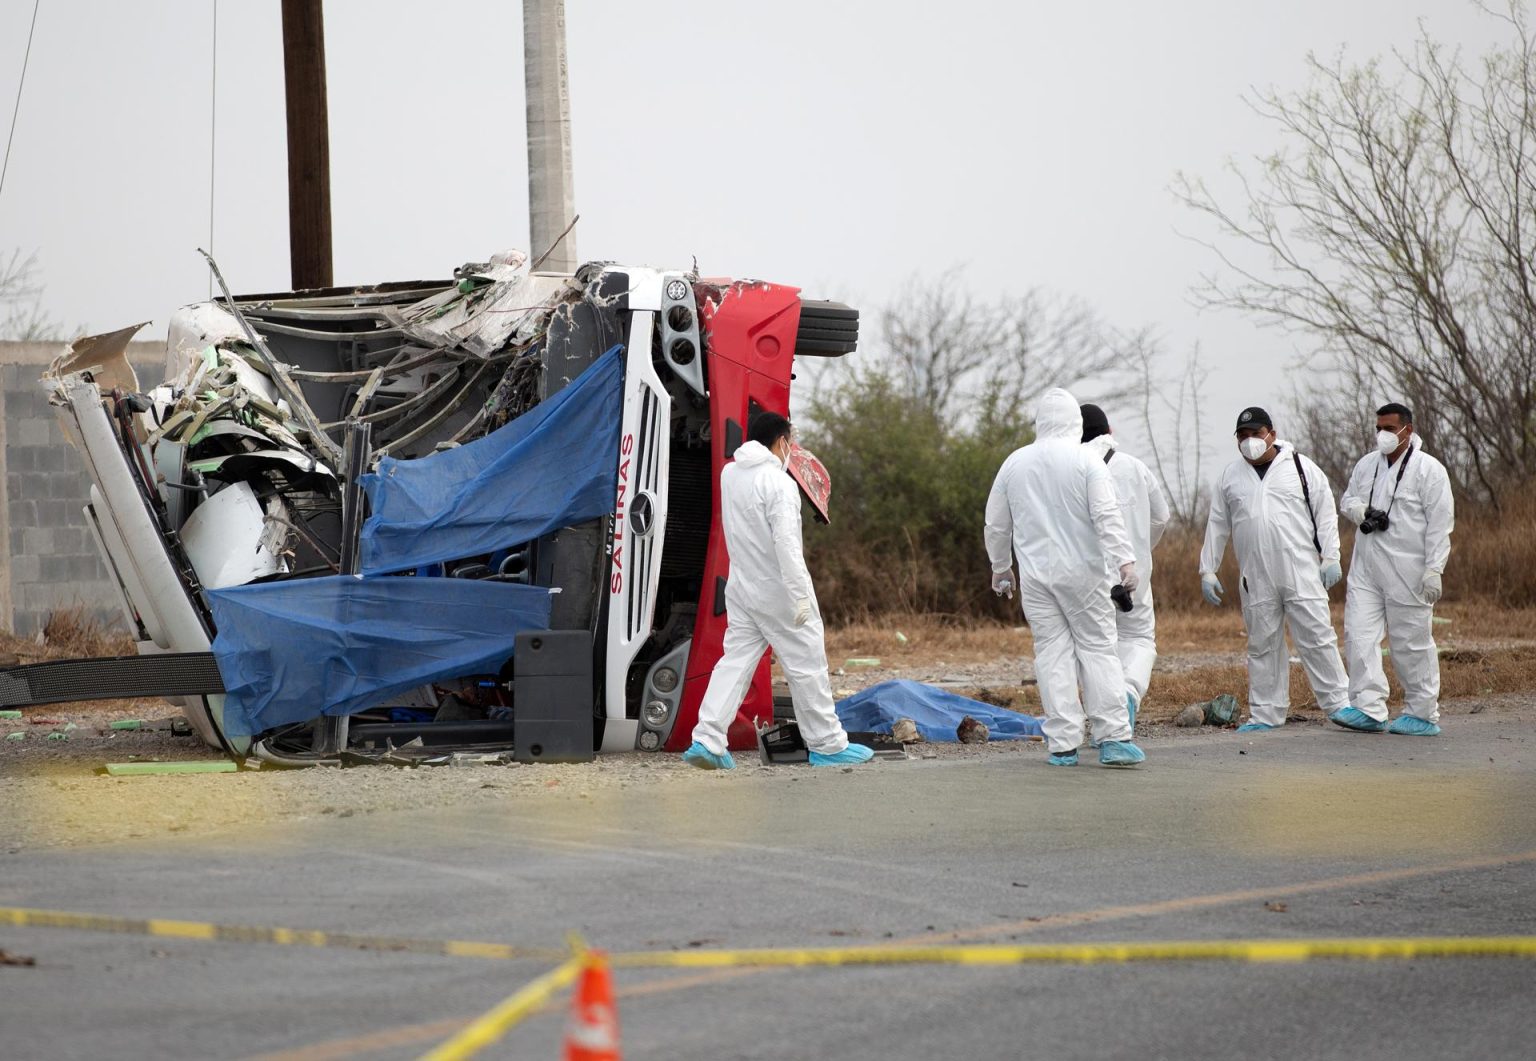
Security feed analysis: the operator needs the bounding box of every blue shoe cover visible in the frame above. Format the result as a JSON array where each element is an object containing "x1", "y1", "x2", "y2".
[
  {"x1": 1047, "y1": 749, "x2": 1079, "y2": 767},
  {"x1": 1386, "y1": 716, "x2": 1441, "y2": 736},
  {"x1": 809, "y1": 743, "x2": 875, "y2": 766},
  {"x1": 682, "y1": 741, "x2": 735, "y2": 770},
  {"x1": 1126, "y1": 691, "x2": 1138, "y2": 730},
  {"x1": 1330, "y1": 706, "x2": 1386, "y2": 733},
  {"x1": 1098, "y1": 740, "x2": 1146, "y2": 767},
  {"x1": 1235, "y1": 722, "x2": 1275, "y2": 733}
]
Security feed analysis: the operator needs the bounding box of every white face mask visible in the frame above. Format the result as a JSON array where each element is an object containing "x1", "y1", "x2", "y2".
[
  {"x1": 1238, "y1": 436, "x2": 1269, "y2": 461},
  {"x1": 1376, "y1": 428, "x2": 1404, "y2": 455}
]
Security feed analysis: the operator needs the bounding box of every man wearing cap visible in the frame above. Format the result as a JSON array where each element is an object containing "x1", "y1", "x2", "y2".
[
  {"x1": 1080, "y1": 403, "x2": 1169, "y2": 727},
  {"x1": 1198, "y1": 407, "x2": 1352, "y2": 731}
]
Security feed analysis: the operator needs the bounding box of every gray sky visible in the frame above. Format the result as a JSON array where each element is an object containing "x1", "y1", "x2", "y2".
[{"x1": 0, "y1": 0, "x2": 1513, "y2": 478}]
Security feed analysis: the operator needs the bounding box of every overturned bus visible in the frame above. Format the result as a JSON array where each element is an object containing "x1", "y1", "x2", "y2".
[{"x1": 21, "y1": 253, "x2": 856, "y2": 764}]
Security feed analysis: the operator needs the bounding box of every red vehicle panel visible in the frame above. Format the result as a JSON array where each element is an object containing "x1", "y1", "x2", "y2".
[{"x1": 667, "y1": 281, "x2": 802, "y2": 751}]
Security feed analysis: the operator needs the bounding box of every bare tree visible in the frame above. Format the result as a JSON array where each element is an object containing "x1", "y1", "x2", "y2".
[
  {"x1": 0, "y1": 249, "x2": 62, "y2": 340},
  {"x1": 1126, "y1": 330, "x2": 1209, "y2": 528},
  {"x1": 806, "y1": 269, "x2": 1136, "y2": 427},
  {"x1": 1175, "y1": 2, "x2": 1536, "y2": 505}
]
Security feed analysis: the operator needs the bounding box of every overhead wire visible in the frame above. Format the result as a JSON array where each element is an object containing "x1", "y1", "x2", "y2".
[{"x1": 0, "y1": 0, "x2": 42, "y2": 208}]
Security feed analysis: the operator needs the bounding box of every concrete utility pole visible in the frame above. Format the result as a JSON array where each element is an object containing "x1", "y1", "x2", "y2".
[
  {"x1": 281, "y1": 0, "x2": 334, "y2": 290},
  {"x1": 524, "y1": 0, "x2": 577, "y2": 273}
]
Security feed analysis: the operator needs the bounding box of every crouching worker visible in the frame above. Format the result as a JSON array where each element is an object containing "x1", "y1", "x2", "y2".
[
  {"x1": 985, "y1": 388, "x2": 1145, "y2": 768},
  {"x1": 683, "y1": 412, "x2": 873, "y2": 769}
]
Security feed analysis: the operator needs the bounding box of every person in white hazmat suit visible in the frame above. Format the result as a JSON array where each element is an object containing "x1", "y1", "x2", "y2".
[
  {"x1": 985, "y1": 388, "x2": 1146, "y2": 768},
  {"x1": 1079, "y1": 403, "x2": 1170, "y2": 726},
  {"x1": 1330, "y1": 403, "x2": 1455, "y2": 736},
  {"x1": 1199, "y1": 406, "x2": 1351, "y2": 731},
  {"x1": 683, "y1": 411, "x2": 873, "y2": 770}
]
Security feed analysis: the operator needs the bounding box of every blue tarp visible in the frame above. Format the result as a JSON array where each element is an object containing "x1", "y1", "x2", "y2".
[
  {"x1": 207, "y1": 577, "x2": 552, "y2": 738},
  {"x1": 835, "y1": 680, "x2": 1045, "y2": 741},
  {"x1": 358, "y1": 346, "x2": 624, "y2": 575}
]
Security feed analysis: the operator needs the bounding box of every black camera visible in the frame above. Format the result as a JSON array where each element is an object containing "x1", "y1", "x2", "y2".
[
  {"x1": 1110, "y1": 583, "x2": 1134, "y2": 613},
  {"x1": 1359, "y1": 507, "x2": 1391, "y2": 534}
]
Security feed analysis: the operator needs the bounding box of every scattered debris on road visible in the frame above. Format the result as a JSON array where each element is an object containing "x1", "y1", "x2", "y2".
[
  {"x1": 957, "y1": 716, "x2": 990, "y2": 743},
  {"x1": 1174, "y1": 703, "x2": 1205, "y2": 727}
]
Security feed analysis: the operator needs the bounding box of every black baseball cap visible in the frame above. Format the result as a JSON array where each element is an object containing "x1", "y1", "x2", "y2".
[
  {"x1": 1080, "y1": 403, "x2": 1110, "y2": 443},
  {"x1": 1235, "y1": 406, "x2": 1273, "y2": 431}
]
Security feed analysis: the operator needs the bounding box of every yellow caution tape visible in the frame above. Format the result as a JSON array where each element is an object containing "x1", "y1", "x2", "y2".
[
  {"x1": 6, "y1": 905, "x2": 1536, "y2": 971},
  {"x1": 419, "y1": 955, "x2": 585, "y2": 1061},
  {"x1": 0, "y1": 906, "x2": 567, "y2": 963},
  {"x1": 607, "y1": 936, "x2": 1536, "y2": 967}
]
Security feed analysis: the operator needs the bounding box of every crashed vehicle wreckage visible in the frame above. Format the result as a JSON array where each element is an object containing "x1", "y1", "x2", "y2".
[{"x1": 3, "y1": 251, "x2": 857, "y2": 765}]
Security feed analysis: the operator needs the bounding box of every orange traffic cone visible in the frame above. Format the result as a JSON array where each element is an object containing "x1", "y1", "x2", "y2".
[{"x1": 564, "y1": 951, "x2": 621, "y2": 1060}]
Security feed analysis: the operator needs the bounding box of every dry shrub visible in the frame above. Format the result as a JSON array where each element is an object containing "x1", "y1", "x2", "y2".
[
  {"x1": 1446, "y1": 494, "x2": 1536, "y2": 608},
  {"x1": 1153, "y1": 495, "x2": 1536, "y2": 614},
  {"x1": 27, "y1": 608, "x2": 133, "y2": 659}
]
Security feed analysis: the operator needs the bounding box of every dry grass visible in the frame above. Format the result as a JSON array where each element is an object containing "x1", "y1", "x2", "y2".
[
  {"x1": 1146, "y1": 493, "x2": 1536, "y2": 613},
  {"x1": 826, "y1": 602, "x2": 1536, "y2": 667},
  {"x1": 0, "y1": 607, "x2": 134, "y2": 665},
  {"x1": 825, "y1": 601, "x2": 1536, "y2": 718}
]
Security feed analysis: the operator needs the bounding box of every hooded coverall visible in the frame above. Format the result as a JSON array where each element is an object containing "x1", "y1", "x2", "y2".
[
  {"x1": 1200, "y1": 443, "x2": 1350, "y2": 725},
  {"x1": 1340, "y1": 436, "x2": 1455, "y2": 724},
  {"x1": 690, "y1": 440, "x2": 850, "y2": 756},
  {"x1": 1083, "y1": 435, "x2": 1170, "y2": 704},
  {"x1": 985, "y1": 389, "x2": 1136, "y2": 754}
]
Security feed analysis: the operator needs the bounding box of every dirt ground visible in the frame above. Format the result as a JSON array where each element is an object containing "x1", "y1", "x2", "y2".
[{"x1": 3, "y1": 602, "x2": 1534, "y2": 851}]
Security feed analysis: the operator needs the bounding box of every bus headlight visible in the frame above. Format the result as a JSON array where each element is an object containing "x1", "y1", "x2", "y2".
[
  {"x1": 652, "y1": 666, "x2": 679, "y2": 694},
  {"x1": 643, "y1": 699, "x2": 671, "y2": 728}
]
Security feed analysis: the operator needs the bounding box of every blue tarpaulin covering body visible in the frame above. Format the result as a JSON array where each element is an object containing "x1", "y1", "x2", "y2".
[
  {"x1": 206, "y1": 347, "x2": 626, "y2": 739},
  {"x1": 358, "y1": 346, "x2": 623, "y2": 575},
  {"x1": 835, "y1": 680, "x2": 1044, "y2": 741},
  {"x1": 208, "y1": 578, "x2": 553, "y2": 738}
]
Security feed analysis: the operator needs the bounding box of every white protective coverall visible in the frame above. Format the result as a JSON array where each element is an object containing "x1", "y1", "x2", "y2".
[
  {"x1": 1084, "y1": 435, "x2": 1170, "y2": 703},
  {"x1": 1200, "y1": 443, "x2": 1350, "y2": 725},
  {"x1": 985, "y1": 389, "x2": 1137, "y2": 753},
  {"x1": 691, "y1": 440, "x2": 850, "y2": 756},
  {"x1": 1340, "y1": 436, "x2": 1454, "y2": 723}
]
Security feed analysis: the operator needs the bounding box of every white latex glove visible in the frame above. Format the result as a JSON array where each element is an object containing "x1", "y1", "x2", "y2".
[
  {"x1": 1118, "y1": 562, "x2": 1138, "y2": 595},
  {"x1": 1421, "y1": 571, "x2": 1443, "y2": 605},
  {"x1": 1321, "y1": 561, "x2": 1343, "y2": 589},
  {"x1": 991, "y1": 571, "x2": 1014, "y2": 599},
  {"x1": 793, "y1": 598, "x2": 812, "y2": 626},
  {"x1": 1201, "y1": 573, "x2": 1224, "y2": 606},
  {"x1": 1342, "y1": 500, "x2": 1368, "y2": 527}
]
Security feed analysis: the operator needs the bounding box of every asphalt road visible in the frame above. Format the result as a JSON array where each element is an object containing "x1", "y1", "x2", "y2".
[{"x1": 2, "y1": 716, "x2": 1535, "y2": 1060}]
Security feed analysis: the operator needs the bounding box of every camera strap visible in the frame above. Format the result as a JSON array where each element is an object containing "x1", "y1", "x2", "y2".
[
  {"x1": 1371, "y1": 445, "x2": 1414, "y2": 516},
  {"x1": 1291, "y1": 450, "x2": 1324, "y2": 557}
]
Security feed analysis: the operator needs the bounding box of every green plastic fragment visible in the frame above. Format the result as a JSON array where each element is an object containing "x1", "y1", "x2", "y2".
[
  {"x1": 0, "y1": 710, "x2": 22, "y2": 720},
  {"x1": 846, "y1": 658, "x2": 882, "y2": 667},
  {"x1": 110, "y1": 720, "x2": 146, "y2": 730},
  {"x1": 104, "y1": 761, "x2": 238, "y2": 776},
  {"x1": 5, "y1": 732, "x2": 23, "y2": 741}
]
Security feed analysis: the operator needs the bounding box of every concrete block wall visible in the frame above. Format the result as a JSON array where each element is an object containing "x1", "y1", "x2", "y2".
[{"x1": 1, "y1": 341, "x2": 165, "y2": 636}]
